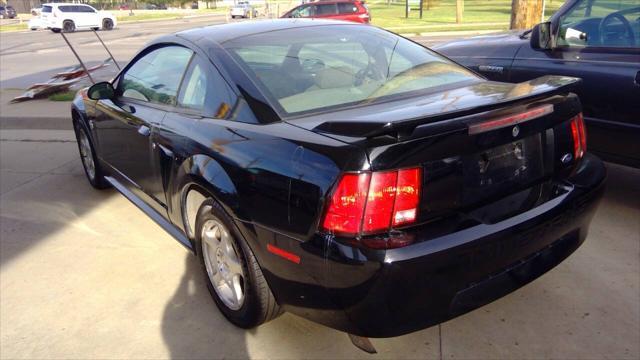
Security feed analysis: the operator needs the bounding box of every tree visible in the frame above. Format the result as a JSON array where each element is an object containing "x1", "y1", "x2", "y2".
[{"x1": 510, "y1": 0, "x2": 544, "y2": 29}]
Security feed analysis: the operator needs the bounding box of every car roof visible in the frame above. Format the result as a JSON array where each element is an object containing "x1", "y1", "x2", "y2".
[
  {"x1": 175, "y1": 19, "x2": 360, "y2": 44},
  {"x1": 42, "y1": 3, "x2": 91, "y2": 6}
]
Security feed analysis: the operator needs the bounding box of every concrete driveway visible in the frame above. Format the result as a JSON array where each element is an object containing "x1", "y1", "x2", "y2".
[{"x1": 0, "y1": 128, "x2": 638, "y2": 359}]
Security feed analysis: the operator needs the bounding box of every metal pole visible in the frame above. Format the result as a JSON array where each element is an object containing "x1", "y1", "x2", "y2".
[
  {"x1": 92, "y1": 29, "x2": 120, "y2": 70},
  {"x1": 59, "y1": 32, "x2": 95, "y2": 84}
]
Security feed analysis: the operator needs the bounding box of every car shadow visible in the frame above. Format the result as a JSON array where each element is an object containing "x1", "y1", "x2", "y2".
[{"x1": 160, "y1": 255, "x2": 252, "y2": 359}]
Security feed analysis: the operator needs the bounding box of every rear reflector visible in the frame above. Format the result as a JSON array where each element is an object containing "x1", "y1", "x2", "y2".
[
  {"x1": 570, "y1": 112, "x2": 587, "y2": 160},
  {"x1": 322, "y1": 168, "x2": 422, "y2": 241},
  {"x1": 267, "y1": 244, "x2": 300, "y2": 264},
  {"x1": 468, "y1": 104, "x2": 554, "y2": 135}
]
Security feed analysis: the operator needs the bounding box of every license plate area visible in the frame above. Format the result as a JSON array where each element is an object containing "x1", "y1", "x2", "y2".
[{"x1": 462, "y1": 135, "x2": 544, "y2": 205}]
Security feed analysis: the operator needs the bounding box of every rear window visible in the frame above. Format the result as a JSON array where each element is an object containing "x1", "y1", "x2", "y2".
[
  {"x1": 0, "y1": 7, "x2": 5, "y2": 10},
  {"x1": 42, "y1": 5, "x2": 52, "y2": 12},
  {"x1": 338, "y1": 2, "x2": 358, "y2": 13},
  {"x1": 224, "y1": 25, "x2": 479, "y2": 117}
]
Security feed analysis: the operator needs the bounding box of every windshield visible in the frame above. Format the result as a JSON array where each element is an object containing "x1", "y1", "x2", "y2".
[{"x1": 223, "y1": 25, "x2": 479, "y2": 117}]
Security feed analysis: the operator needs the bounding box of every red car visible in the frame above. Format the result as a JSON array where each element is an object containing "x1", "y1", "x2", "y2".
[{"x1": 282, "y1": 0, "x2": 370, "y2": 23}]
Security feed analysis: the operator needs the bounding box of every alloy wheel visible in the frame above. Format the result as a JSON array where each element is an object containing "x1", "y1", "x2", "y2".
[
  {"x1": 78, "y1": 130, "x2": 95, "y2": 181},
  {"x1": 201, "y1": 219, "x2": 245, "y2": 310}
]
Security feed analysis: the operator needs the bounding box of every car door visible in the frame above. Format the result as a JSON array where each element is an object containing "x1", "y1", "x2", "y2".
[
  {"x1": 79, "y1": 5, "x2": 99, "y2": 28},
  {"x1": 510, "y1": 0, "x2": 640, "y2": 165},
  {"x1": 93, "y1": 45, "x2": 194, "y2": 214},
  {"x1": 159, "y1": 53, "x2": 237, "y2": 228},
  {"x1": 311, "y1": 2, "x2": 338, "y2": 19}
]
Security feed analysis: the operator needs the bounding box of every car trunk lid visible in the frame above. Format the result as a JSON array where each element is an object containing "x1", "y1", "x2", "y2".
[{"x1": 298, "y1": 76, "x2": 584, "y2": 233}]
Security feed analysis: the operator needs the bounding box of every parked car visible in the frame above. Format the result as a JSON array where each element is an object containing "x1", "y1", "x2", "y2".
[
  {"x1": 230, "y1": 1, "x2": 256, "y2": 19},
  {"x1": 0, "y1": 5, "x2": 17, "y2": 19},
  {"x1": 71, "y1": 20, "x2": 605, "y2": 345},
  {"x1": 282, "y1": 0, "x2": 370, "y2": 23},
  {"x1": 435, "y1": 0, "x2": 640, "y2": 168},
  {"x1": 41, "y1": 3, "x2": 117, "y2": 32}
]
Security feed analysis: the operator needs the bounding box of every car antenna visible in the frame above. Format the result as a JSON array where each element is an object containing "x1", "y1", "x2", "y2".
[
  {"x1": 59, "y1": 31, "x2": 95, "y2": 84},
  {"x1": 91, "y1": 29, "x2": 121, "y2": 70}
]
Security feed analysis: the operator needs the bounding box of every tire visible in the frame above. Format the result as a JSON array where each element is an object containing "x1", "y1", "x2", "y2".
[
  {"x1": 195, "y1": 199, "x2": 282, "y2": 328},
  {"x1": 102, "y1": 18, "x2": 113, "y2": 30},
  {"x1": 62, "y1": 20, "x2": 75, "y2": 33},
  {"x1": 73, "y1": 120, "x2": 110, "y2": 189}
]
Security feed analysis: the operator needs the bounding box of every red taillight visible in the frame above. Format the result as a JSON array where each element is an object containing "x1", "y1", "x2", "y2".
[
  {"x1": 322, "y1": 168, "x2": 422, "y2": 242},
  {"x1": 322, "y1": 173, "x2": 370, "y2": 235},
  {"x1": 362, "y1": 171, "x2": 397, "y2": 233},
  {"x1": 393, "y1": 168, "x2": 421, "y2": 226},
  {"x1": 570, "y1": 113, "x2": 587, "y2": 161}
]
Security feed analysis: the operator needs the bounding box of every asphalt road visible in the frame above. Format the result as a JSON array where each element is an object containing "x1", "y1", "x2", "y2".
[{"x1": 0, "y1": 15, "x2": 469, "y2": 90}]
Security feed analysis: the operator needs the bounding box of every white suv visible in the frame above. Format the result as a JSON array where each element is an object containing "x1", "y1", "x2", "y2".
[{"x1": 41, "y1": 3, "x2": 117, "y2": 33}]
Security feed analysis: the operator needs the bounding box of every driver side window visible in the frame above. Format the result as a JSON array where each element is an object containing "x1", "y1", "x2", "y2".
[
  {"x1": 290, "y1": 4, "x2": 311, "y2": 17},
  {"x1": 119, "y1": 46, "x2": 193, "y2": 105},
  {"x1": 558, "y1": 0, "x2": 639, "y2": 48}
]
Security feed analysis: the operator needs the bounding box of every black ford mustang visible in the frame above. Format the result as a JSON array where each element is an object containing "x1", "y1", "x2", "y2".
[{"x1": 71, "y1": 20, "x2": 605, "y2": 345}]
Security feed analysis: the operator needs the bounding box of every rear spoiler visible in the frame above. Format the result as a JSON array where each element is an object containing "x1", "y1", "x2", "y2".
[{"x1": 313, "y1": 76, "x2": 581, "y2": 139}]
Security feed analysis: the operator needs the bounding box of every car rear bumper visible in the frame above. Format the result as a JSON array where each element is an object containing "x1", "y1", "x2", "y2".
[{"x1": 274, "y1": 154, "x2": 606, "y2": 337}]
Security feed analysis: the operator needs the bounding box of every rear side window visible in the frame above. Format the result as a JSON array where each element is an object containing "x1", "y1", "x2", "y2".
[
  {"x1": 42, "y1": 5, "x2": 52, "y2": 12},
  {"x1": 313, "y1": 3, "x2": 337, "y2": 15},
  {"x1": 178, "y1": 56, "x2": 234, "y2": 117},
  {"x1": 338, "y1": 3, "x2": 358, "y2": 14},
  {"x1": 120, "y1": 46, "x2": 193, "y2": 106},
  {"x1": 58, "y1": 5, "x2": 75, "y2": 12},
  {"x1": 77, "y1": 5, "x2": 96, "y2": 13}
]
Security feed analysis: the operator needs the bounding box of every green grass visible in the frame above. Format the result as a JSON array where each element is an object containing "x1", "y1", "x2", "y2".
[
  {"x1": 48, "y1": 91, "x2": 76, "y2": 102},
  {"x1": 117, "y1": 8, "x2": 225, "y2": 23},
  {"x1": 370, "y1": 0, "x2": 566, "y2": 33},
  {"x1": 0, "y1": 23, "x2": 28, "y2": 32}
]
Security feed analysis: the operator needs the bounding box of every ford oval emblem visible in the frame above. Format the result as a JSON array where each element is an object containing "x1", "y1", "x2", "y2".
[{"x1": 512, "y1": 125, "x2": 520, "y2": 137}]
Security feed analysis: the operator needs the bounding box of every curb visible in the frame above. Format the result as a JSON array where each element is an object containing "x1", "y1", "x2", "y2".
[{"x1": 0, "y1": 116, "x2": 72, "y2": 130}]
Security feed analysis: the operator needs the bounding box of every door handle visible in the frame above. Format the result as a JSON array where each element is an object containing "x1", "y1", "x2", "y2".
[{"x1": 137, "y1": 125, "x2": 151, "y2": 137}]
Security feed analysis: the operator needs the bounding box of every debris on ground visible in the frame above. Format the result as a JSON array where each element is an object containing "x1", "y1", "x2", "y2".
[{"x1": 10, "y1": 59, "x2": 113, "y2": 103}]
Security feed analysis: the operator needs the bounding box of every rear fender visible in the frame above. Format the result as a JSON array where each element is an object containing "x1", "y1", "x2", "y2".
[{"x1": 171, "y1": 154, "x2": 257, "y2": 249}]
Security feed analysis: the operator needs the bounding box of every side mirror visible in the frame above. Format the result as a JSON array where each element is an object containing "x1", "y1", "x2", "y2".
[
  {"x1": 88, "y1": 81, "x2": 115, "y2": 100},
  {"x1": 530, "y1": 22, "x2": 554, "y2": 50}
]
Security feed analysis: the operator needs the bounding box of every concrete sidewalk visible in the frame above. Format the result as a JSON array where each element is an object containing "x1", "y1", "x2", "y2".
[
  {"x1": 0, "y1": 89, "x2": 72, "y2": 130},
  {"x1": 0, "y1": 127, "x2": 638, "y2": 359}
]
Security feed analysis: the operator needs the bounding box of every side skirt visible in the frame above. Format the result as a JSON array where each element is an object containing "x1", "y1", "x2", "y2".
[{"x1": 105, "y1": 175, "x2": 194, "y2": 251}]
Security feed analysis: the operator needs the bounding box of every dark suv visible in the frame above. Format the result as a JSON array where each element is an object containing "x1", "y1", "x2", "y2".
[
  {"x1": 436, "y1": 0, "x2": 640, "y2": 168},
  {"x1": 0, "y1": 5, "x2": 17, "y2": 19}
]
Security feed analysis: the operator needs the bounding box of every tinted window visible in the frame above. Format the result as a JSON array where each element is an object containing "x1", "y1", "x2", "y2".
[
  {"x1": 178, "y1": 57, "x2": 234, "y2": 117},
  {"x1": 558, "y1": 0, "x2": 640, "y2": 47},
  {"x1": 313, "y1": 3, "x2": 337, "y2": 15},
  {"x1": 338, "y1": 2, "x2": 358, "y2": 14},
  {"x1": 0, "y1": 7, "x2": 5, "y2": 10},
  {"x1": 120, "y1": 46, "x2": 193, "y2": 105},
  {"x1": 42, "y1": 5, "x2": 52, "y2": 12},
  {"x1": 78, "y1": 5, "x2": 96, "y2": 12},
  {"x1": 290, "y1": 4, "x2": 311, "y2": 17},
  {"x1": 225, "y1": 25, "x2": 478, "y2": 116}
]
